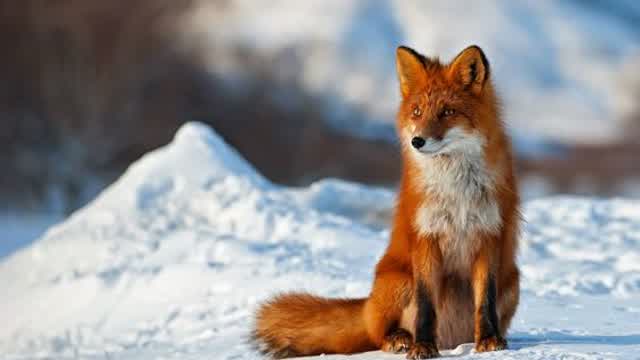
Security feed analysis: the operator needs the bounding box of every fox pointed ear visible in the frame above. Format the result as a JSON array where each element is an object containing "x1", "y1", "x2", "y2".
[
  {"x1": 396, "y1": 46, "x2": 426, "y2": 98},
  {"x1": 449, "y1": 45, "x2": 490, "y2": 94}
]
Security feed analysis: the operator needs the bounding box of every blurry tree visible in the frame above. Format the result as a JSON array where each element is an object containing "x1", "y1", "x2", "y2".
[
  {"x1": 0, "y1": 0, "x2": 202, "y2": 210},
  {"x1": 0, "y1": 0, "x2": 401, "y2": 212}
]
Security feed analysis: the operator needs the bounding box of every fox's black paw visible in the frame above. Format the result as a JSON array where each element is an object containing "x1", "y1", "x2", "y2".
[
  {"x1": 406, "y1": 342, "x2": 439, "y2": 359},
  {"x1": 382, "y1": 328, "x2": 413, "y2": 353},
  {"x1": 475, "y1": 336, "x2": 507, "y2": 352}
]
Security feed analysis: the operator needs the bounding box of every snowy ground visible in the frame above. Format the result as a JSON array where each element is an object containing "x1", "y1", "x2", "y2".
[
  {"x1": 0, "y1": 213, "x2": 62, "y2": 260},
  {"x1": 1, "y1": 123, "x2": 639, "y2": 360}
]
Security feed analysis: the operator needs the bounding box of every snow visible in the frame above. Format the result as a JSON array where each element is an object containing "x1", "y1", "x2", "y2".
[
  {"x1": 1, "y1": 122, "x2": 639, "y2": 359},
  {"x1": 0, "y1": 213, "x2": 62, "y2": 260},
  {"x1": 186, "y1": 1, "x2": 640, "y2": 147}
]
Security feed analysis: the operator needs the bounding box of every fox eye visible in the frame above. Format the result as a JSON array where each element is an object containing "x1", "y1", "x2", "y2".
[
  {"x1": 442, "y1": 108, "x2": 455, "y2": 117},
  {"x1": 412, "y1": 107, "x2": 422, "y2": 117}
]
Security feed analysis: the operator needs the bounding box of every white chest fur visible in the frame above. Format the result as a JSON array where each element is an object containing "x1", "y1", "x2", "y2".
[{"x1": 411, "y1": 150, "x2": 502, "y2": 270}]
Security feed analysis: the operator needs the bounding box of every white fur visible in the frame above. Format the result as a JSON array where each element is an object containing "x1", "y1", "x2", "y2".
[{"x1": 406, "y1": 126, "x2": 502, "y2": 272}]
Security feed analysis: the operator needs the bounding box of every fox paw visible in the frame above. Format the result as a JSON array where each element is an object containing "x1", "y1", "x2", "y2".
[
  {"x1": 382, "y1": 329, "x2": 413, "y2": 353},
  {"x1": 475, "y1": 336, "x2": 507, "y2": 352},
  {"x1": 406, "y1": 342, "x2": 439, "y2": 359}
]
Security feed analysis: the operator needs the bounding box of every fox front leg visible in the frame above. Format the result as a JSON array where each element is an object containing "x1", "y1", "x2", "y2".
[
  {"x1": 471, "y1": 246, "x2": 507, "y2": 352},
  {"x1": 407, "y1": 238, "x2": 442, "y2": 359}
]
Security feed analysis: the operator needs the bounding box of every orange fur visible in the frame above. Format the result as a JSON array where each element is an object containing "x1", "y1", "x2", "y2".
[{"x1": 251, "y1": 45, "x2": 520, "y2": 359}]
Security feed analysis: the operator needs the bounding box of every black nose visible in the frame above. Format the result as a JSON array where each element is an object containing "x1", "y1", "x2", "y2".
[{"x1": 411, "y1": 136, "x2": 426, "y2": 149}]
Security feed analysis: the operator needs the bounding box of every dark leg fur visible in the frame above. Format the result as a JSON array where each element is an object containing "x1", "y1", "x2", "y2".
[
  {"x1": 408, "y1": 280, "x2": 440, "y2": 359},
  {"x1": 476, "y1": 276, "x2": 507, "y2": 352}
]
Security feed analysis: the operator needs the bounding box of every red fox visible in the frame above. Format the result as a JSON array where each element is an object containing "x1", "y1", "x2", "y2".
[{"x1": 251, "y1": 45, "x2": 520, "y2": 359}]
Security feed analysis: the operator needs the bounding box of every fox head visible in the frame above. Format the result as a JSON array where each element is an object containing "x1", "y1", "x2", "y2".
[{"x1": 395, "y1": 45, "x2": 500, "y2": 160}]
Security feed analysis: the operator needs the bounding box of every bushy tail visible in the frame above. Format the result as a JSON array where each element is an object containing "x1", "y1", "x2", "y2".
[{"x1": 250, "y1": 293, "x2": 375, "y2": 358}]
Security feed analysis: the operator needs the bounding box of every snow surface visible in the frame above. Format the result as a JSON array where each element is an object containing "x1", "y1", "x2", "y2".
[
  {"x1": 1, "y1": 123, "x2": 639, "y2": 359},
  {"x1": 0, "y1": 213, "x2": 62, "y2": 260},
  {"x1": 186, "y1": 1, "x2": 640, "y2": 146}
]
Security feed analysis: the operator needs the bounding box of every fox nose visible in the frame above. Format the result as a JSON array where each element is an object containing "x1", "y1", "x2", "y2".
[{"x1": 411, "y1": 136, "x2": 426, "y2": 149}]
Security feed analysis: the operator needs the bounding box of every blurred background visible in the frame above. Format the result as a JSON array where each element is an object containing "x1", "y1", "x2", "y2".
[{"x1": 1, "y1": 0, "x2": 639, "y2": 256}]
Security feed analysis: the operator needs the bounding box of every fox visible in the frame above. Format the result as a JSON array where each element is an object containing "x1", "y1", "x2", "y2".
[{"x1": 251, "y1": 45, "x2": 521, "y2": 359}]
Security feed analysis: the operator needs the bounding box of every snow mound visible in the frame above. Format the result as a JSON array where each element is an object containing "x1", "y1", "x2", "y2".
[{"x1": 1, "y1": 123, "x2": 639, "y2": 359}]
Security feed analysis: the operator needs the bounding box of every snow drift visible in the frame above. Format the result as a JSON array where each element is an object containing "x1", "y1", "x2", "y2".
[{"x1": 1, "y1": 123, "x2": 639, "y2": 359}]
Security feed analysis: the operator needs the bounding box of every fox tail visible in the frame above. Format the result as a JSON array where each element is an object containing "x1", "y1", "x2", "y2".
[{"x1": 250, "y1": 292, "x2": 374, "y2": 358}]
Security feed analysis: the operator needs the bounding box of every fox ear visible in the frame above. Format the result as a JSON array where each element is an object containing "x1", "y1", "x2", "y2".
[
  {"x1": 396, "y1": 46, "x2": 426, "y2": 98},
  {"x1": 449, "y1": 45, "x2": 490, "y2": 94}
]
